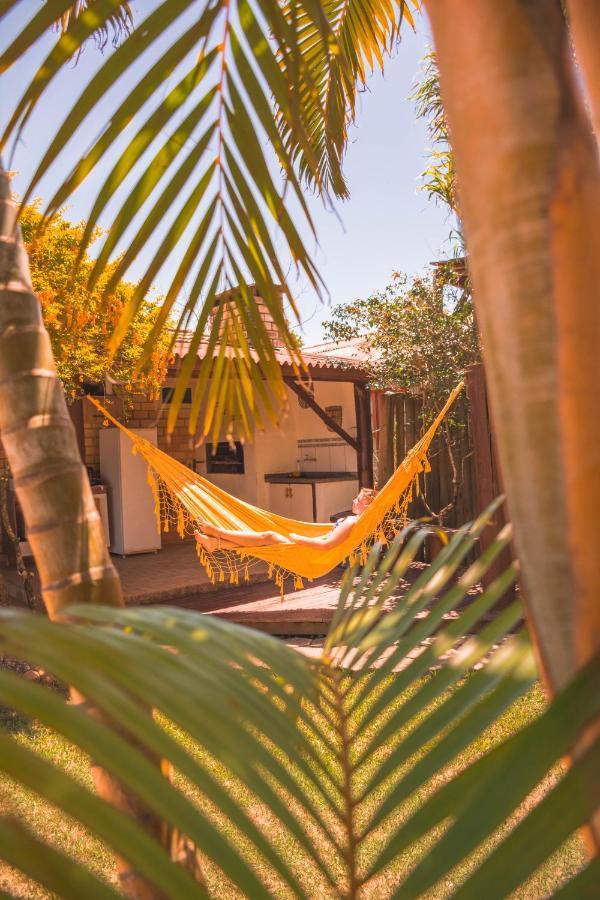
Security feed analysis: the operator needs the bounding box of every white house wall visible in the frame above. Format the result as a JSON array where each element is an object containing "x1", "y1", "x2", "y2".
[{"x1": 193, "y1": 380, "x2": 359, "y2": 512}]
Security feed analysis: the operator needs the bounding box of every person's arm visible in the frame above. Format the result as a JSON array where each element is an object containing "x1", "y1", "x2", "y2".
[{"x1": 289, "y1": 516, "x2": 356, "y2": 550}]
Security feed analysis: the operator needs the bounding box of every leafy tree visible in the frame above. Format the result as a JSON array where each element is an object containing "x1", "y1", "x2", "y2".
[
  {"x1": 21, "y1": 202, "x2": 170, "y2": 401},
  {"x1": 411, "y1": 48, "x2": 470, "y2": 293},
  {"x1": 324, "y1": 270, "x2": 478, "y2": 419},
  {"x1": 324, "y1": 269, "x2": 480, "y2": 520}
]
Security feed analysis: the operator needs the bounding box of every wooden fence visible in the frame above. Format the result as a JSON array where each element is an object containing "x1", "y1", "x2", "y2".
[
  {"x1": 374, "y1": 367, "x2": 514, "y2": 592},
  {"x1": 374, "y1": 387, "x2": 476, "y2": 530},
  {"x1": 464, "y1": 363, "x2": 513, "y2": 591}
]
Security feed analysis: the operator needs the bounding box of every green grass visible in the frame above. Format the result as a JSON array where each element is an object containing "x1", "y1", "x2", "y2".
[{"x1": 0, "y1": 678, "x2": 586, "y2": 898}]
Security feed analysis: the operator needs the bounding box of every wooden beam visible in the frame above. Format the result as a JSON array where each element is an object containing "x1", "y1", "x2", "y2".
[
  {"x1": 354, "y1": 383, "x2": 374, "y2": 489},
  {"x1": 167, "y1": 362, "x2": 369, "y2": 383},
  {"x1": 281, "y1": 364, "x2": 369, "y2": 383},
  {"x1": 284, "y1": 377, "x2": 359, "y2": 451}
]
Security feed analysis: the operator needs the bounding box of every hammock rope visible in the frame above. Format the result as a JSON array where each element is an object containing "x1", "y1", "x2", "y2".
[{"x1": 88, "y1": 383, "x2": 463, "y2": 593}]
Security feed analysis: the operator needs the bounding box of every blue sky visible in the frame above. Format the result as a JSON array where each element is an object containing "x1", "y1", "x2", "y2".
[{"x1": 2, "y1": 2, "x2": 451, "y2": 344}]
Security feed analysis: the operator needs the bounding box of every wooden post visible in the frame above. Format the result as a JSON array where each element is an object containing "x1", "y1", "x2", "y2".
[
  {"x1": 393, "y1": 394, "x2": 406, "y2": 467},
  {"x1": 467, "y1": 363, "x2": 514, "y2": 599},
  {"x1": 68, "y1": 398, "x2": 86, "y2": 462},
  {"x1": 375, "y1": 392, "x2": 394, "y2": 487},
  {"x1": 354, "y1": 384, "x2": 374, "y2": 488}
]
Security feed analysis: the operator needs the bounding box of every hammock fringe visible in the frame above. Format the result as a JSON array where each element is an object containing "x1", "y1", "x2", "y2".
[{"x1": 88, "y1": 383, "x2": 464, "y2": 594}]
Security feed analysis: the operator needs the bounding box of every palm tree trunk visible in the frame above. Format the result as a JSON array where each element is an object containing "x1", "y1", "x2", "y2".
[
  {"x1": 0, "y1": 164, "x2": 169, "y2": 898},
  {"x1": 425, "y1": 0, "x2": 600, "y2": 846},
  {"x1": 425, "y1": 0, "x2": 600, "y2": 689},
  {"x1": 566, "y1": 0, "x2": 600, "y2": 143}
]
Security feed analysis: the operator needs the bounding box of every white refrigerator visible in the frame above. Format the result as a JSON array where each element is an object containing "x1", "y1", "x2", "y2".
[{"x1": 99, "y1": 426, "x2": 162, "y2": 556}]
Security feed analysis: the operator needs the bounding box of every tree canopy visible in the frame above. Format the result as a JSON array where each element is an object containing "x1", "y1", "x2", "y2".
[
  {"x1": 21, "y1": 202, "x2": 170, "y2": 400},
  {"x1": 324, "y1": 269, "x2": 480, "y2": 421}
]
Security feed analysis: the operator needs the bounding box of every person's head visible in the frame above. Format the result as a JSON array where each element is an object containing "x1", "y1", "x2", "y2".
[{"x1": 352, "y1": 488, "x2": 377, "y2": 515}]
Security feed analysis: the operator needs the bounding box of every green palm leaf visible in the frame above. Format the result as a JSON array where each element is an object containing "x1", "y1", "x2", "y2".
[
  {"x1": 0, "y1": 506, "x2": 595, "y2": 897},
  {"x1": 553, "y1": 856, "x2": 600, "y2": 899},
  {"x1": 1, "y1": 0, "x2": 342, "y2": 441},
  {"x1": 0, "y1": 815, "x2": 121, "y2": 900},
  {"x1": 51, "y1": 1, "x2": 133, "y2": 50},
  {"x1": 0, "y1": 1, "x2": 114, "y2": 73},
  {"x1": 0, "y1": 0, "x2": 422, "y2": 442},
  {"x1": 0, "y1": 724, "x2": 207, "y2": 898},
  {"x1": 2, "y1": 0, "x2": 132, "y2": 146},
  {"x1": 278, "y1": 0, "x2": 420, "y2": 199}
]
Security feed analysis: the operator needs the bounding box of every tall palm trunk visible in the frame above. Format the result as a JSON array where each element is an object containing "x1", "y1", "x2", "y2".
[
  {"x1": 0, "y1": 172, "x2": 122, "y2": 614},
  {"x1": 566, "y1": 0, "x2": 600, "y2": 143},
  {"x1": 0, "y1": 164, "x2": 169, "y2": 898},
  {"x1": 425, "y1": 0, "x2": 600, "y2": 845}
]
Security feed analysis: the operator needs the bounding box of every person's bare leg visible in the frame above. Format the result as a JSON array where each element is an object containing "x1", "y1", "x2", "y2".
[
  {"x1": 195, "y1": 527, "x2": 289, "y2": 550},
  {"x1": 198, "y1": 522, "x2": 225, "y2": 538},
  {"x1": 195, "y1": 533, "x2": 238, "y2": 553}
]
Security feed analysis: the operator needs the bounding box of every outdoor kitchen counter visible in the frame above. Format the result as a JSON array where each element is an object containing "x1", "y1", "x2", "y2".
[
  {"x1": 264, "y1": 473, "x2": 359, "y2": 522},
  {"x1": 264, "y1": 472, "x2": 358, "y2": 483}
]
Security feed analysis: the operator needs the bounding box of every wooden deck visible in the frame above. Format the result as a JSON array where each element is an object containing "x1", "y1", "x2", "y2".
[
  {"x1": 174, "y1": 573, "x2": 346, "y2": 634},
  {"x1": 1, "y1": 539, "x2": 425, "y2": 635},
  {"x1": 172, "y1": 569, "x2": 424, "y2": 634},
  {"x1": 113, "y1": 540, "x2": 422, "y2": 634}
]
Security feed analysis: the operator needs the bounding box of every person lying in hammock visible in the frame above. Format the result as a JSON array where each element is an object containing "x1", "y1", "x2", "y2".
[{"x1": 194, "y1": 488, "x2": 377, "y2": 553}]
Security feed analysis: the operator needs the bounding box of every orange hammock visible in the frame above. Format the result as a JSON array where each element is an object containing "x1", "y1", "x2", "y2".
[{"x1": 89, "y1": 383, "x2": 463, "y2": 592}]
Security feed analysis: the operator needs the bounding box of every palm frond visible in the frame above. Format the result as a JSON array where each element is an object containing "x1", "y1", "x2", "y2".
[
  {"x1": 0, "y1": 506, "x2": 596, "y2": 897},
  {"x1": 52, "y1": 0, "x2": 133, "y2": 50},
  {"x1": 1, "y1": 0, "x2": 135, "y2": 146},
  {"x1": 0, "y1": 815, "x2": 121, "y2": 899},
  {"x1": 0, "y1": 0, "x2": 424, "y2": 441},
  {"x1": 0, "y1": 1, "x2": 98, "y2": 72},
  {"x1": 278, "y1": 0, "x2": 421, "y2": 199},
  {"x1": 411, "y1": 48, "x2": 458, "y2": 214},
  {"x1": 0, "y1": 0, "x2": 337, "y2": 440}
]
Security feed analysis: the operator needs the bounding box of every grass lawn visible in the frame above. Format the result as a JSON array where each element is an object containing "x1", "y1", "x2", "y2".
[{"x1": 0, "y1": 676, "x2": 586, "y2": 898}]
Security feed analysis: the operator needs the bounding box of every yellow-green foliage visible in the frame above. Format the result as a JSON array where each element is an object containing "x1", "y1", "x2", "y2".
[{"x1": 21, "y1": 203, "x2": 170, "y2": 400}]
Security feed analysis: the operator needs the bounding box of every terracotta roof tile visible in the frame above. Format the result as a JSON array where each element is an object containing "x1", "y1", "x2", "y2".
[{"x1": 170, "y1": 334, "x2": 373, "y2": 374}]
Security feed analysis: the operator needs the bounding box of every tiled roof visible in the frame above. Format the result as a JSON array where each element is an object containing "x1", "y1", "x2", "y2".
[
  {"x1": 301, "y1": 337, "x2": 376, "y2": 366},
  {"x1": 170, "y1": 334, "x2": 373, "y2": 374}
]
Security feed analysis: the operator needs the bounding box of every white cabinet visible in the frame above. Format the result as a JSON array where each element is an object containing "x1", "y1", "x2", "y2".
[
  {"x1": 267, "y1": 478, "x2": 359, "y2": 523},
  {"x1": 268, "y1": 482, "x2": 314, "y2": 522},
  {"x1": 100, "y1": 427, "x2": 161, "y2": 555}
]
